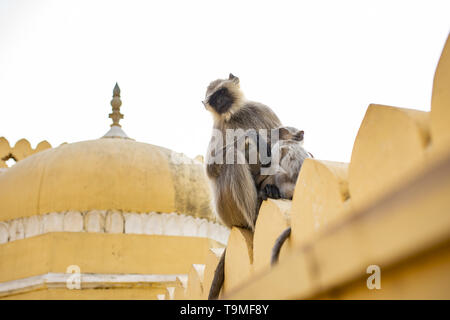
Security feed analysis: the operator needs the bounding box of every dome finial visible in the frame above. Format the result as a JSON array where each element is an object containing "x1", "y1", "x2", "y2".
[
  {"x1": 113, "y1": 82, "x2": 120, "y2": 97},
  {"x1": 102, "y1": 83, "x2": 132, "y2": 140},
  {"x1": 109, "y1": 83, "x2": 123, "y2": 127}
]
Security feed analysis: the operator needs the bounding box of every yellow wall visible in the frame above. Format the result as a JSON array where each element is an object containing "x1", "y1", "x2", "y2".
[{"x1": 0, "y1": 232, "x2": 221, "y2": 283}]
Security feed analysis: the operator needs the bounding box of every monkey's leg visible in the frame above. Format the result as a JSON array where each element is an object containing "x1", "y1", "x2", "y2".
[
  {"x1": 271, "y1": 227, "x2": 291, "y2": 266},
  {"x1": 228, "y1": 165, "x2": 259, "y2": 230},
  {"x1": 208, "y1": 249, "x2": 226, "y2": 300}
]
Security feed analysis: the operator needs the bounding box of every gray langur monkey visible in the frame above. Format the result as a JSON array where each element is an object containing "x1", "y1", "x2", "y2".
[
  {"x1": 204, "y1": 73, "x2": 281, "y2": 232},
  {"x1": 204, "y1": 73, "x2": 281, "y2": 299},
  {"x1": 204, "y1": 74, "x2": 313, "y2": 299}
]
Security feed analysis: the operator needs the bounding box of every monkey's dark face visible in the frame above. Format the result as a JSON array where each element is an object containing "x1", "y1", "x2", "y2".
[
  {"x1": 206, "y1": 87, "x2": 235, "y2": 114},
  {"x1": 203, "y1": 74, "x2": 243, "y2": 118}
]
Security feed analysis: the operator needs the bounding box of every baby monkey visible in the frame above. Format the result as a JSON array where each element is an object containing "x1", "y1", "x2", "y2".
[
  {"x1": 258, "y1": 126, "x2": 313, "y2": 265},
  {"x1": 259, "y1": 126, "x2": 313, "y2": 201}
]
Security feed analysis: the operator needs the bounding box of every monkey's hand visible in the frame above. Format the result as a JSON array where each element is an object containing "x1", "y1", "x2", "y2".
[{"x1": 261, "y1": 184, "x2": 281, "y2": 200}]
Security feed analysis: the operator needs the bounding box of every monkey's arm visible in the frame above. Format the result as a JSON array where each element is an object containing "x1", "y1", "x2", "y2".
[{"x1": 261, "y1": 184, "x2": 281, "y2": 200}]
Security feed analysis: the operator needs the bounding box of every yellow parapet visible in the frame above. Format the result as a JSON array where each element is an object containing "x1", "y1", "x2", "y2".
[
  {"x1": 226, "y1": 150, "x2": 450, "y2": 300},
  {"x1": 348, "y1": 105, "x2": 430, "y2": 209},
  {"x1": 316, "y1": 240, "x2": 450, "y2": 300},
  {"x1": 290, "y1": 159, "x2": 350, "y2": 248},
  {"x1": 224, "y1": 246, "x2": 315, "y2": 300},
  {"x1": 223, "y1": 227, "x2": 253, "y2": 295},
  {"x1": 253, "y1": 199, "x2": 291, "y2": 274},
  {"x1": 431, "y1": 34, "x2": 450, "y2": 150}
]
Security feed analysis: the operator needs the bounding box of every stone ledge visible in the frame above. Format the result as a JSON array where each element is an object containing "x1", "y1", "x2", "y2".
[{"x1": 224, "y1": 149, "x2": 450, "y2": 299}]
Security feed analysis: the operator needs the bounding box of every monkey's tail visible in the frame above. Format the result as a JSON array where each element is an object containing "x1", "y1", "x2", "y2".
[
  {"x1": 208, "y1": 249, "x2": 226, "y2": 300},
  {"x1": 270, "y1": 227, "x2": 291, "y2": 266}
]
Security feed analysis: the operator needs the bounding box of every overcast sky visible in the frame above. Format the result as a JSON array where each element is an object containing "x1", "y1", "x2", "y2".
[{"x1": 1, "y1": 0, "x2": 449, "y2": 163}]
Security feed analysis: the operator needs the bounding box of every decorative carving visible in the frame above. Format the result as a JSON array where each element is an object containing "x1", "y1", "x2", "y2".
[
  {"x1": 42, "y1": 212, "x2": 64, "y2": 233},
  {"x1": 63, "y1": 211, "x2": 84, "y2": 232},
  {"x1": 0, "y1": 211, "x2": 230, "y2": 245},
  {"x1": 0, "y1": 137, "x2": 52, "y2": 168},
  {"x1": 105, "y1": 210, "x2": 124, "y2": 234},
  {"x1": 8, "y1": 218, "x2": 24, "y2": 241},
  {"x1": 124, "y1": 212, "x2": 143, "y2": 234},
  {"x1": 23, "y1": 215, "x2": 42, "y2": 238},
  {"x1": 0, "y1": 137, "x2": 11, "y2": 168},
  {"x1": 84, "y1": 210, "x2": 106, "y2": 233},
  {"x1": 12, "y1": 139, "x2": 33, "y2": 161},
  {"x1": 0, "y1": 222, "x2": 8, "y2": 243}
]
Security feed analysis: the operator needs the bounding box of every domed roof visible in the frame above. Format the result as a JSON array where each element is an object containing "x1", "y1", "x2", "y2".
[
  {"x1": 0, "y1": 138, "x2": 213, "y2": 222},
  {"x1": 0, "y1": 83, "x2": 214, "y2": 222}
]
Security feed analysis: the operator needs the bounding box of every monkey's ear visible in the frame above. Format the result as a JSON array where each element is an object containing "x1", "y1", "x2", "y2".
[{"x1": 229, "y1": 73, "x2": 239, "y2": 84}]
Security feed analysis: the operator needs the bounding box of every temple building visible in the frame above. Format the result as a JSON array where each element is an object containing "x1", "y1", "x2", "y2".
[
  {"x1": 0, "y1": 82, "x2": 228, "y2": 299},
  {"x1": 0, "y1": 34, "x2": 449, "y2": 300}
]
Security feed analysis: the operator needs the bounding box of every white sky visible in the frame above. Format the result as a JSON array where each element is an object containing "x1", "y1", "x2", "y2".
[{"x1": 1, "y1": 0, "x2": 449, "y2": 162}]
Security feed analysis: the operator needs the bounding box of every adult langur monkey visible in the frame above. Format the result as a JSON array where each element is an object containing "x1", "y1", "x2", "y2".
[{"x1": 203, "y1": 74, "x2": 310, "y2": 299}]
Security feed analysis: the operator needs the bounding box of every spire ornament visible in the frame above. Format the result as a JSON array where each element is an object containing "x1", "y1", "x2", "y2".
[
  {"x1": 102, "y1": 83, "x2": 132, "y2": 140},
  {"x1": 109, "y1": 83, "x2": 124, "y2": 127}
]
